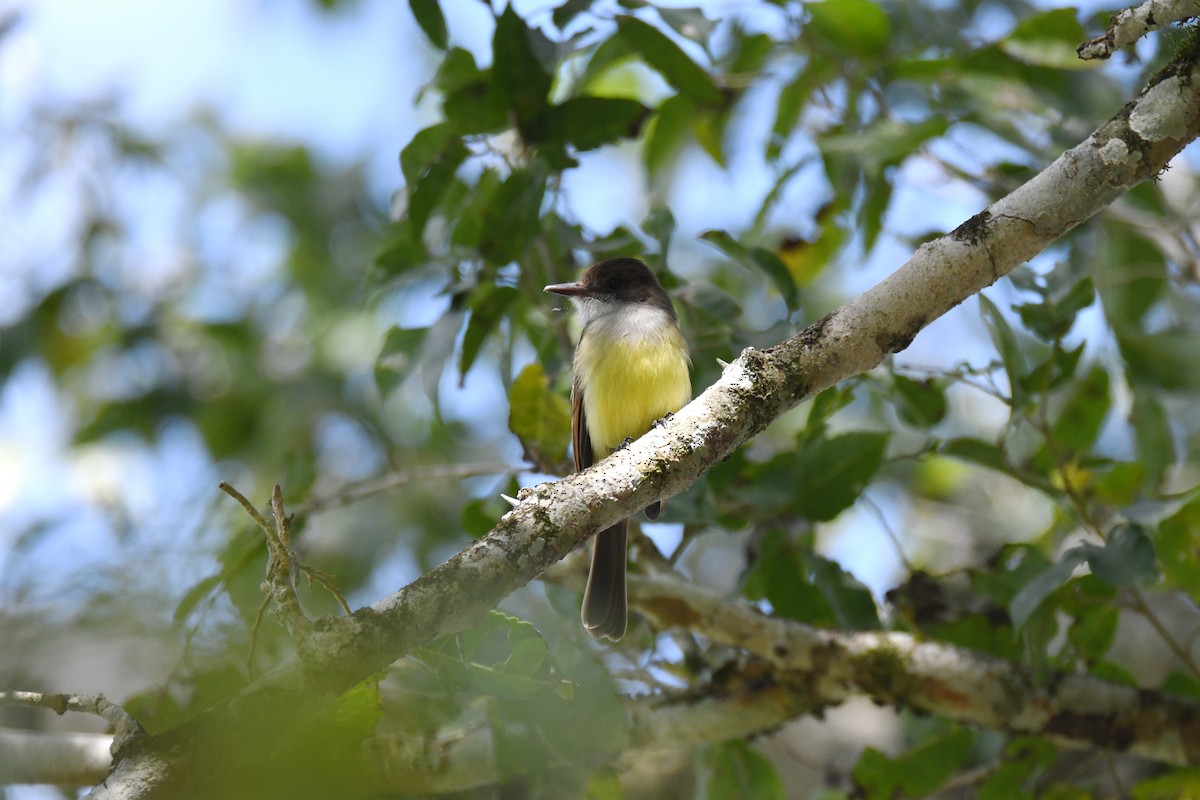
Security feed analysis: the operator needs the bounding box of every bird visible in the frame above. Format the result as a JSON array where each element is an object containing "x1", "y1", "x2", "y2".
[{"x1": 545, "y1": 258, "x2": 691, "y2": 640}]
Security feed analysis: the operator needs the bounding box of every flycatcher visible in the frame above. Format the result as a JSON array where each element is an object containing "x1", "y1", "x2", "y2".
[{"x1": 545, "y1": 258, "x2": 692, "y2": 640}]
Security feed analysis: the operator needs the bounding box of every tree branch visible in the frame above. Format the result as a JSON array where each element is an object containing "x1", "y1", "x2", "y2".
[
  {"x1": 89, "y1": 39, "x2": 1200, "y2": 800},
  {"x1": 624, "y1": 572, "x2": 1200, "y2": 767},
  {"x1": 1078, "y1": 0, "x2": 1200, "y2": 60}
]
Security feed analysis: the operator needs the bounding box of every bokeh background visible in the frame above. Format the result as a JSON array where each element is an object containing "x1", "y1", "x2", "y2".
[{"x1": 2, "y1": 0, "x2": 1200, "y2": 796}]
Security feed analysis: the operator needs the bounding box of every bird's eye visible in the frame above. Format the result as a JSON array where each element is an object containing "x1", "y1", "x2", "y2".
[{"x1": 603, "y1": 278, "x2": 618, "y2": 292}]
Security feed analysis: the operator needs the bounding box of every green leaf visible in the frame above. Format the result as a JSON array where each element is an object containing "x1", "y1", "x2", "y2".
[
  {"x1": 770, "y1": 65, "x2": 822, "y2": 160},
  {"x1": 509, "y1": 363, "x2": 571, "y2": 467},
  {"x1": 644, "y1": 93, "x2": 695, "y2": 175},
  {"x1": 1000, "y1": 8, "x2": 1091, "y2": 70},
  {"x1": 375, "y1": 233, "x2": 426, "y2": 276},
  {"x1": 409, "y1": 0, "x2": 448, "y2": 49},
  {"x1": 433, "y1": 47, "x2": 481, "y2": 94},
  {"x1": 804, "y1": 385, "x2": 856, "y2": 438},
  {"x1": 1132, "y1": 388, "x2": 1174, "y2": 492},
  {"x1": 460, "y1": 285, "x2": 519, "y2": 380},
  {"x1": 1018, "y1": 342, "x2": 1083, "y2": 396},
  {"x1": 173, "y1": 574, "x2": 222, "y2": 625},
  {"x1": 820, "y1": 117, "x2": 948, "y2": 173},
  {"x1": 1158, "y1": 499, "x2": 1200, "y2": 598},
  {"x1": 941, "y1": 437, "x2": 1009, "y2": 472},
  {"x1": 979, "y1": 294, "x2": 1027, "y2": 408},
  {"x1": 807, "y1": 0, "x2": 890, "y2": 60},
  {"x1": 852, "y1": 747, "x2": 897, "y2": 798},
  {"x1": 893, "y1": 375, "x2": 947, "y2": 428},
  {"x1": 705, "y1": 741, "x2": 786, "y2": 800},
  {"x1": 536, "y1": 96, "x2": 651, "y2": 151},
  {"x1": 643, "y1": 204, "x2": 675, "y2": 261},
  {"x1": 1029, "y1": 365, "x2": 1110, "y2": 472},
  {"x1": 1117, "y1": 329, "x2": 1200, "y2": 390},
  {"x1": 809, "y1": 554, "x2": 881, "y2": 630},
  {"x1": 657, "y1": 7, "x2": 716, "y2": 43},
  {"x1": 1080, "y1": 525, "x2": 1156, "y2": 587},
  {"x1": 743, "y1": 531, "x2": 833, "y2": 625},
  {"x1": 443, "y1": 77, "x2": 508, "y2": 135},
  {"x1": 1133, "y1": 769, "x2": 1200, "y2": 800},
  {"x1": 481, "y1": 166, "x2": 547, "y2": 265},
  {"x1": 375, "y1": 326, "x2": 429, "y2": 397},
  {"x1": 701, "y1": 230, "x2": 799, "y2": 311},
  {"x1": 493, "y1": 6, "x2": 553, "y2": 126},
  {"x1": 895, "y1": 728, "x2": 974, "y2": 796},
  {"x1": 1014, "y1": 277, "x2": 1094, "y2": 341},
  {"x1": 753, "y1": 431, "x2": 888, "y2": 521},
  {"x1": 552, "y1": 0, "x2": 593, "y2": 30},
  {"x1": 399, "y1": 123, "x2": 469, "y2": 240},
  {"x1": 1067, "y1": 604, "x2": 1117, "y2": 661},
  {"x1": 615, "y1": 16, "x2": 723, "y2": 106},
  {"x1": 1009, "y1": 550, "x2": 1085, "y2": 630}
]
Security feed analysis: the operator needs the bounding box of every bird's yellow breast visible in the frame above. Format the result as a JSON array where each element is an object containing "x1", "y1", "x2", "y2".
[{"x1": 576, "y1": 323, "x2": 691, "y2": 457}]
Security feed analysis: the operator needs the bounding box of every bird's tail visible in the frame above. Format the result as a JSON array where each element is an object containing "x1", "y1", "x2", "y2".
[{"x1": 581, "y1": 520, "x2": 628, "y2": 641}]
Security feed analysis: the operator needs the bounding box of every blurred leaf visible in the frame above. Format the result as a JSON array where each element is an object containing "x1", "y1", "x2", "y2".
[
  {"x1": 893, "y1": 375, "x2": 947, "y2": 428},
  {"x1": 657, "y1": 7, "x2": 716, "y2": 43},
  {"x1": 704, "y1": 741, "x2": 786, "y2": 800},
  {"x1": 821, "y1": 117, "x2": 948, "y2": 172},
  {"x1": 770, "y1": 64, "x2": 825, "y2": 160},
  {"x1": 616, "y1": 16, "x2": 723, "y2": 106},
  {"x1": 1116, "y1": 329, "x2": 1200, "y2": 390},
  {"x1": 493, "y1": 6, "x2": 553, "y2": 126},
  {"x1": 1133, "y1": 770, "x2": 1200, "y2": 800},
  {"x1": 1132, "y1": 388, "x2": 1174, "y2": 493},
  {"x1": 481, "y1": 165, "x2": 547, "y2": 265},
  {"x1": 375, "y1": 233, "x2": 426, "y2": 276},
  {"x1": 644, "y1": 204, "x2": 676, "y2": 261},
  {"x1": 552, "y1": 0, "x2": 593, "y2": 29},
  {"x1": 804, "y1": 385, "x2": 856, "y2": 438},
  {"x1": 645, "y1": 93, "x2": 695, "y2": 175},
  {"x1": 409, "y1": 0, "x2": 448, "y2": 49},
  {"x1": 536, "y1": 96, "x2": 651, "y2": 151},
  {"x1": 777, "y1": 223, "x2": 844, "y2": 287},
  {"x1": 434, "y1": 47, "x2": 482, "y2": 94},
  {"x1": 1080, "y1": 524, "x2": 1156, "y2": 587},
  {"x1": 400, "y1": 123, "x2": 469, "y2": 240},
  {"x1": 750, "y1": 431, "x2": 889, "y2": 522},
  {"x1": 1000, "y1": 8, "x2": 1091, "y2": 70},
  {"x1": 701, "y1": 229, "x2": 800, "y2": 311},
  {"x1": 460, "y1": 285, "x2": 519, "y2": 380},
  {"x1": 1029, "y1": 365, "x2": 1110, "y2": 472},
  {"x1": 420, "y1": 611, "x2": 559, "y2": 700},
  {"x1": 853, "y1": 728, "x2": 973, "y2": 799},
  {"x1": 979, "y1": 294, "x2": 1028, "y2": 408},
  {"x1": 1009, "y1": 550, "x2": 1084, "y2": 630},
  {"x1": 375, "y1": 326, "x2": 429, "y2": 397},
  {"x1": 728, "y1": 30, "x2": 773, "y2": 75},
  {"x1": 1018, "y1": 343, "x2": 1083, "y2": 397},
  {"x1": 980, "y1": 737, "x2": 1058, "y2": 800},
  {"x1": 1014, "y1": 277, "x2": 1094, "y2": 341},
  {"x1": 443, "y1": 76, "x2": 508, "y2": 135},
  {"x1": 809, "y1": 553, "x2": 880, "y2": 630},
  {"x1": 1157, "y1": 498, "x2": 1200, "y2": 599},
  {"x1": 807, "y1": 0, "x2": 890, "y2": 60},
  {"x1": 1066, "y1": 604, "x2": 1117, "y2": 661},
  {"x1": 509, "y1": 363, "x2": 571, "y2": 467},
  {"x1": 173, "y1": 574, "x2": 223, "y2": 625}
]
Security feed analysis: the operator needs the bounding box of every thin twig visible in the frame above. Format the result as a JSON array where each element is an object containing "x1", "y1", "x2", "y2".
[
  {"x1": 301, "y1": 463, "x2": 521, "y2": 514},
  {"x1": 0, "y1": 691, "x2": 144, "y2": 748}
]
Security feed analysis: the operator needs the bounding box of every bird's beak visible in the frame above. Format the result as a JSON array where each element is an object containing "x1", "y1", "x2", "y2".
[{"x1": 544, "y1": 282, "x2": 588, "y2": 297}]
